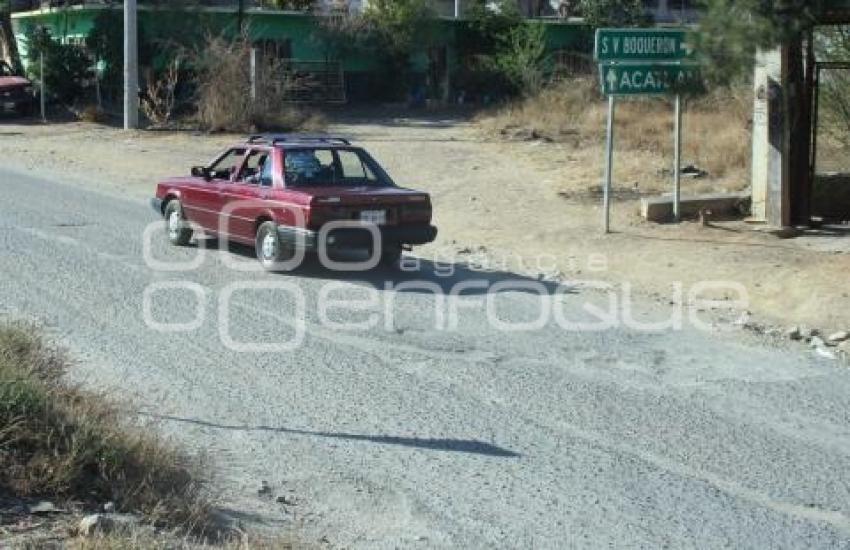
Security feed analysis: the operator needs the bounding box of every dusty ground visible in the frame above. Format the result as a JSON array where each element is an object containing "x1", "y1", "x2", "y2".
[
  {"x1": 1, "y1": 112, "x2": 849, "y2": 334},
  {"x1": 4, "y1": 166, "x2": 850, "y2": 548}
]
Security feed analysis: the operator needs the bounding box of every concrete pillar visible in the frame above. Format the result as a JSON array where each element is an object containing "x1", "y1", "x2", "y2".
[
  {"x1": 750, "y1": 47, "x2": 789, "y2": 226},
  {"x1": 124, "y1": 0, "x2": 138, "y2": 130}
]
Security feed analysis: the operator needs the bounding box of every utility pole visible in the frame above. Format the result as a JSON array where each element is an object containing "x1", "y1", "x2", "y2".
[
  {"x1": 39, "y1": 49, "x2": 46, "y2": 123},
  {"x1": 454, "y1": 0, "x2": 460, "y2": 18},
  {"x1": 124, "y1": 0, "x2": 138, "y2": 129}
]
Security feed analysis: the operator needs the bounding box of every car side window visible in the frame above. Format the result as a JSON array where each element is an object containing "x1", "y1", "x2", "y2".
[
  {"x1": 259, "y1": 158, "x2": 274, "y2": 187},
  {"x1": 237, "y1": 150, "x2": 269, "y2": 185},
  {"x1": 338, "y1": 150, "x2": 377, "y2": 182},
  {"x1": 209, "y1": 148, "x2": 246, "y2": 181},
  {"x1": 284, "y1": 149, "x2": 337, "y2": 186}
]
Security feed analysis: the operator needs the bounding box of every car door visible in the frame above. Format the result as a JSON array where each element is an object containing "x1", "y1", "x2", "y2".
[
  {"x1": 220, "y1": 148, "x2": 271, "y2": 243},
  {"x1": 184, "y1": 148, "x2": 246, "y2": 233}
]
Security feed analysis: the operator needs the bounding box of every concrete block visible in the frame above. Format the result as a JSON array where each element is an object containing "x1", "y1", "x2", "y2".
[{"x1": 641, "y1": 193, "x2": 751, "y2": 223}]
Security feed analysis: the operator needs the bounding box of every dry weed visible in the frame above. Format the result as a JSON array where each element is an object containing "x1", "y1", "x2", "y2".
[
  {"x1": 193, "y1": 34, "x2": 324, "y2": 133},
  {"x1": 78, "y1": 104, "x2": 110, "y2": 124},
  {"x1": 479, "y1": 78, "x2": 752, "y2": 184},
  {"x1": 0, "y1": 322, "x2": 210, "y2": 532}
]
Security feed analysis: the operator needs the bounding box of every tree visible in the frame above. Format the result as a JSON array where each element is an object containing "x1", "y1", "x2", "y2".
[
  {"x1": 313, "y1": 11, "x2": 373, "y2": 64},
  {"x1": 22, "y1": 26, "x2": 91, "y2": 104},
  {"x1": 695, "y1": 0, "x2": 820, "y2": 84},
  {"x1": 577, "y1": 0, "x2": 648, "y2": 27},
  {"x1": 362, "y1": 0, "x2": 436, "y2": 97},
  {"x1": 456, "y1": 0, "x2": 547, "y2": 98},
  {"x1": 364, "y1": 0, "x2": 435, "y2": 63},
  {"x1": 489, "y1": 21, "x2": 548, "y2": 96},
  {"x1": 694, "y1": 0, "x2": 834, "y2": 225},
  {"x1": 0, "y1": 0, "x2": 22, "y2": 74},
  {"x1": 463, "y1": 0, "x2": 525, "y2": 57}
]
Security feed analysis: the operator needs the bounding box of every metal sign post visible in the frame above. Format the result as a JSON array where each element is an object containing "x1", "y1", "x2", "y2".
[
  {"x1": 603, "y1": 95, "x2": 616, "y2": 233},
  {"x1": 594, "y1": 28, "x2": 702, "y2": 232},
  {"x1": 39, "y1": 50, "x2": 46, "y2": 123},
  {"x1": 673, "y1": 94, "x2": 682, "y2": 221}
]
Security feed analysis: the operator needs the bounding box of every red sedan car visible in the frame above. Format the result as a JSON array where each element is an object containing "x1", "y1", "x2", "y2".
[
  {"x1": 151, "y1": 135, "x2": 437, "y2": 270},
  {"x1": 0, "y1": 60, "x2": 34, "y2": 116}
]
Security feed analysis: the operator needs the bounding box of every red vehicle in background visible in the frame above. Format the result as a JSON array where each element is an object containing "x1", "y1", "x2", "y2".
[
  {"x1": 151, "y1": 135, "x2": 437, "y2": 270},
  {"x1": 0, "y1": 60, "x2": 35, "y2": 116}
]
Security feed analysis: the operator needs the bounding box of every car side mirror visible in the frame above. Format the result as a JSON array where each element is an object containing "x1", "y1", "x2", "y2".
[{"x1": 191, "y1": 166, "x2": 211, "y2": 181}]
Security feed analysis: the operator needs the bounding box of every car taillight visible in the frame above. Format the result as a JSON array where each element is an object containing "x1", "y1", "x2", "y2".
[
  {"x1": 307, "y1": 206, "x2": 356, "y2": 228},
  {"x1": 400, "y1": 202, "x2": 431, "y2": 223}
]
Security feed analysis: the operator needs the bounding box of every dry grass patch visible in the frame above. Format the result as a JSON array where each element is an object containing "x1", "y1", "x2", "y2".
[
  {"x1": 0, "y1": 322, "x2": 209, "y2": 532},
  {"x1": 70, "y1": 530, "x2": 297, "y2": 549},
  {"x1": 478, "y1": 78, "x2": 752, "y2": 186}
]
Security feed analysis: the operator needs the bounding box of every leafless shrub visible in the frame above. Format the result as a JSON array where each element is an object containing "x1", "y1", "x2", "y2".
[
  {"x1": 141, "y1": 56, "x2": 183, "y2": 127},
  {"x1": 78, "y1": 104, "x2": 110, "y2": 124},
  {"x1": 192, "y1": 34, "x2": 324, "y2": 133}
]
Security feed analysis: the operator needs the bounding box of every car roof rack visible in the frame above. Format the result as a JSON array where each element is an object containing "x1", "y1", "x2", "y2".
[{"x1": 247, "y1": 134, "x2": 352, "y2": 146}]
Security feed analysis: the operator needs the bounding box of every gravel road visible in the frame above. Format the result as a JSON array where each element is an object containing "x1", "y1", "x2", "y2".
[{"x1": 1, "y1": 166, "x2": 849, "y2": 548}]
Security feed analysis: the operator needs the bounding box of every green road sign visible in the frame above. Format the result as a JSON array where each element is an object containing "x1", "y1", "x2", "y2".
[
  {"x1": 595, "y1": 28, "x2": 694, "y2": 62},
  {"x1": 598, "y1": 63, "x2": 702, "y2": 96}
]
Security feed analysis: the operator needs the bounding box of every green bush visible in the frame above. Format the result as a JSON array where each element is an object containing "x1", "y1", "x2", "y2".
[
  {"x1": 488, "y1": 21, "x2": 548, "y2": 96},
  {"x1": 22, "y1": 26, "x2": 91, "y2": 104},
  {"x1": 457, "y1": 0, "x2": 549, "y2": 98},
  {"x1": 363, "y1": 0, "x2": 436, "y2": 99},
  {"x1": 577, "y1": 0, "x2": 648, "y2": 27}
]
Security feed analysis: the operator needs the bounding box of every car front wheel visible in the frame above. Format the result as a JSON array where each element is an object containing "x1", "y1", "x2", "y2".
[{"x1": 164, "y1": 200, "x2": 193, "y2": 246}]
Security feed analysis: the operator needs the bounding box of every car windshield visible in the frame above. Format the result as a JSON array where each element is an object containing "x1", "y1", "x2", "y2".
[
  {"x1": 0, "y1": 61, "x2": 14, "y2": 77},
  {"x1": 284, "y1": 147, "x2": 391, "y2": 187}
]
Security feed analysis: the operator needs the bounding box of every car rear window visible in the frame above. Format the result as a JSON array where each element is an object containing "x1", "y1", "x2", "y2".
[{"x1": 284, "y1": 148, "x2": 389, "y2": 187}]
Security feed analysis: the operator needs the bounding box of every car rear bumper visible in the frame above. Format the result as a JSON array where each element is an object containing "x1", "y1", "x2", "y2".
[
  {"x1": 277, "y1": 224, "x2": 438, "y2": 250},
  {"x1": 0, "y1": 98, "x2": 31, "y2": 112}
]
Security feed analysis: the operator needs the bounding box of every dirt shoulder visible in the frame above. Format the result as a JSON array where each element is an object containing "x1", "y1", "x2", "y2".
[{"x1": 1, "y1": 115, "x2": 848, "y2": 335}]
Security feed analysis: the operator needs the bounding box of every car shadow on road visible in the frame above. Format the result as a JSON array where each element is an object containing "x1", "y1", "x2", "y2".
[
  {"x1": 139, "y1": 412, "x2": 520, "y2": 458},
  {"x1": 200, "y1": 239, "x2": 574, "y2": 297}
]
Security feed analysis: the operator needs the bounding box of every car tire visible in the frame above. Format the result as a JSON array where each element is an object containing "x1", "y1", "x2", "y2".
[
  {"x1": 256, "y1": 221, "x2": 295, "y2": 271},
  {"x1": 15, "y1": 101, "x2": 33, "y2": 117},
  {"x1": 164, "y1": 200, "x2": 193, "y2": 246},
  {"x1": 379, "y1": 245, "x2": 403, "y2": 268}
]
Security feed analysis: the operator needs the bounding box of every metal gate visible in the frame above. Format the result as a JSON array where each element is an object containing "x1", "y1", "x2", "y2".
[
  {"x1": 281, "y1": 60, "x2": 347, "y2": 104},
  {"x1": 811, "y1": 61, "x2": 850, "y2": 222}
]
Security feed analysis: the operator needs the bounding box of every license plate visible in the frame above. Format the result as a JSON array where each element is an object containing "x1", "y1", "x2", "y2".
[{"x1": 360, "y1": 210, "x2": 386, "y2": 225}]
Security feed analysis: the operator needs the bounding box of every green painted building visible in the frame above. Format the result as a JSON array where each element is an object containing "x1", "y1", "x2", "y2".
[{"x1": 11, "y1": 3, "x2": 592, "y2": 102}]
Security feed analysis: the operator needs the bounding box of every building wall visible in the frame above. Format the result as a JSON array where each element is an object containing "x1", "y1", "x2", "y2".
[{"x1": 10, "y1": 4, "x2": 590, "y2": 99}]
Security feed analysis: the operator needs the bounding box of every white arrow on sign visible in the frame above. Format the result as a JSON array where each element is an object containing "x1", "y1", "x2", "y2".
[
  {"x1": 606, "y1": 67, "x2": 618, "y2": 92},
  {"x1": 680, "y1": 41, "x2": 694, "y2": 56}
]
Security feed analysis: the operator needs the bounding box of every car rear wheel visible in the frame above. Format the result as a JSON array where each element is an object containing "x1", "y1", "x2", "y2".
[
  {"x1": 164, "y1": 200, "x2": 193, "y2": 246},
  {"x1": 256, "y1": 221, "x2": 295, "y2": 271},
  {"x1": 378, "y1": 245, "x2": 403, "y2": 268},
  {"x1": 15, "y1": 101, "x2": 33, "y2": 117}
]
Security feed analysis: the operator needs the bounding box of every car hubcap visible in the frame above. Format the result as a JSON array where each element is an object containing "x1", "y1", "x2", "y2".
[
  {"x1": 262, "y1": 232, "x2": 276, "y2": 259},
  {"x1": 168, "y1": 211, "x2": 181, "y2": 239}
]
